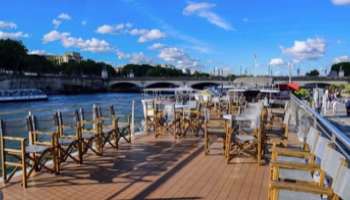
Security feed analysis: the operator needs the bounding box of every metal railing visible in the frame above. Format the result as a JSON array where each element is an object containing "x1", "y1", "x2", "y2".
[{"x1": 289, "y1": 93, "x2": 350, "y2": 160}]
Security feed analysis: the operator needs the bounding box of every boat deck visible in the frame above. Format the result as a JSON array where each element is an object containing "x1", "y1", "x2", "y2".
[{"x1": 0, "y1": 124, "x2": 298, "y2": 200}]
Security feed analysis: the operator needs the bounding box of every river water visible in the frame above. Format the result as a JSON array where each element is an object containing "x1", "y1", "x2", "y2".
[{"x1": 0, "y1": 92, "x2": 148, "y2": 131}]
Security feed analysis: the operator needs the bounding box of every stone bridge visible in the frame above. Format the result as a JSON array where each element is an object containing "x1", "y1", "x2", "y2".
[
  {"x1": 107, "y1": 77, "x2": 233, "y2": 90},
  {"x1": 107, "y1": 76, "x2": 350, "y2": 91}
]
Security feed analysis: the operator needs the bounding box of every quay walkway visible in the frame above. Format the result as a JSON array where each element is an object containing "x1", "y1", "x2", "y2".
[{"x1": 322, "y1": 101, "x2": 350, "y2": 137}]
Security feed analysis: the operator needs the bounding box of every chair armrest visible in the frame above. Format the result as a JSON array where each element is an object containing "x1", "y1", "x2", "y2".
[
  {"x1": 270, "y1": 160, "x2": 320, "y2": 171},
  {"x1": 269, "y1": 180, "x2": 333, "y2": 196},
  {"x1": 270, "y1": 147, "x2": 310, "y2": 157}
]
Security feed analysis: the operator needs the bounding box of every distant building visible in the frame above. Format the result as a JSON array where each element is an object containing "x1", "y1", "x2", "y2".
[
  {"x1": 45, "y1": 52, "x2": 83, "y2": 65},
  {"x1": 339, "y1": 65, "x2": 344, "y2": 77},
  {"x1": 182, "y1": 68, "x2": 190, "y2": 75},
  {"x1": 160, "y1": 64, "x2": 176, "y2": 70}
]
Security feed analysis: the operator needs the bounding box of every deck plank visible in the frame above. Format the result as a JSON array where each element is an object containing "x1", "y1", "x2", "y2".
[{"x1": 0, "y1": 130, "x2": 272, "y2": 200}]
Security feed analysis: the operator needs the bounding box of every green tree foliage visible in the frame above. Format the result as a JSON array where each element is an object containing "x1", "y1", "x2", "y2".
[
  {"x1": 23, "y1": 54, "x2": 59, "y2": 75},
  {"x1": 331, "y1": 62, "x2": 350, "y2": 76},
  {"x1": 305, "y1": 69, "x2": 319, "y2": 76},
  {"x1": 294, "y1": 88, "x2": 309, "y2": 99},
  {"x1": 0, "y1": 38, "x2": 28, "y2": 74}
]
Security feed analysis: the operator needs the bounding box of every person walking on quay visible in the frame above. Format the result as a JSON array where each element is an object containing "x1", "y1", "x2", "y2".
[
  {"x1": 345, "y1": 97, "x2": 350, "y2": 117},
  {"x1": 322, "y1": 90, "x2": 328, "y2": 115},
  {"x1": 332, "y1": 97, "x2": 339, "y2": 115}
]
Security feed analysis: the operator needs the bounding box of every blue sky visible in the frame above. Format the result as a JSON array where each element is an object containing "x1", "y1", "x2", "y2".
[{"x1": 1, "y1": 0, "x2": 350, "y2": 76}]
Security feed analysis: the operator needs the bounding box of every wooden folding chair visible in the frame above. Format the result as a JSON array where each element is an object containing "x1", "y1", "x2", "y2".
[
  {"x1": 0, "y1": 117, "x2": 54, "y2": 188},
  {"x1": 57, "y1": 110, "x2": 83, "y2": 165},
  {"x1": 30, "y1": 113, "x2": 61, "y2": 175},
  {"x1": 79, "y1": 107, "x2": 102, "y2": 156},
  {"x1": 162, "y1": 103, "x2": 182, "y2": 139},
  {"x1": 97, "y1": 105, "x2": 118, "y2": 149},
  {"x1": 269, "y1": 143, "x2": 347, "y2": 200},
  {"x1": 226, "y1": 113, "x2": 263, "y2": 164},
  {"x1": 204, "y1": 109, "x2": 227, "y2": 155},
  {"x1": 115, "y1": 112, "x2": 132, "y2": 148}
]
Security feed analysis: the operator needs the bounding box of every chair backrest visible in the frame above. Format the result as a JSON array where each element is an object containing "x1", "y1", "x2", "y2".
[
  {"x1": 79, "y1": 107, "x2": 99, "y2": 131},
  {"x1": 321, "y1": 144, "x2": 345, "y2": 181},
  {"x1": 283, "y1": 112, "x2": 290, "y2": 125},
  {"x1": 58, "y1": 110, "x2": 80, "y2": 137},
  {"x1": 305, "y1": 126, "x2": 319, "y2": 151},
  {"x1": 59, "y1": 110, "x2": 80, "y2": 127},
  {"x1": 188, "y1": 100, "x2": 198, "y2": 109},
  {"x1": 31, "y1": 113, "x2": 59, "y2": 132},
  {"x1": 312, "y1": 136, "x2": 331, "y2": 161},
  {"x1": 204, "y1": 109, "x2": 210, "y2": 123},
  {"x1": 98, "y1": 105, "x2": 114, "y2": 119},
  {"x1": 30, "y1": 113, "x2": 59, "y2": 146},
  {"x1": 332, "y1": 160, "x2": 350, "y2": 199},
  {"x1": 0, "y1": 117, "x2": 31, "y2": 149},
  {"x1": 163, "y1": 104, "x2": 175, "y2": 122}
]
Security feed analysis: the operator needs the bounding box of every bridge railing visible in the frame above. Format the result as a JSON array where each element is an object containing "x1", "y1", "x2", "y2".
[{"x1": 289, "y1": 93, "x2": 350, "y2": 160}]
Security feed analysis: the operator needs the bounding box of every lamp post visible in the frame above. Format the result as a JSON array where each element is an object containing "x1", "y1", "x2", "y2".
[{"x1": 288, "y1": 61, "x2": 292, "y2": 84}]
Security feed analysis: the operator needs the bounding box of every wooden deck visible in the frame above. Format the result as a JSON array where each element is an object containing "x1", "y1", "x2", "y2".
[{"x1": 0, "y1": 127, "x2": 281, "y2": 200}]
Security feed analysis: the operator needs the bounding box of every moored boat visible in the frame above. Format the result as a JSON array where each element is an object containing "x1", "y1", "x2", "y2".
[{"x1": 0, "y1": 88, "x2": 48, "y2": 102}]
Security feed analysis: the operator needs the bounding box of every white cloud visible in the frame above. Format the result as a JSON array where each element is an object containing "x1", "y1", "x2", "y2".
[
  {"x1": 148, "y1": 43, "x2": 165, "y2": 50},
  {"x1": 0, "y1": 31, "x2": 29, "y2": 39},
  {"x1": 29, "y1": 50, "x2": 47, "y2": 55},
  {"x1": 42, "y1": 30, "x2": 114, "y2": 53},
  {"x1": 96, "y1": 25, "x2": 115, "y2": 34},
  {"x1": 116, "y1": 50, "x2": 154, "y2": 64},
  {"x1": 332, "y1": 55, "x2": 350, "y2": 63},
  {"x1": 58, "y1": 13, "x2": 71, "y2": 20},
  {"x1": 129, "y1": 28, "x2": 148, "y2": 35},
  {"x1": 243, "y1": 18, "x2": 249, "y2": 22},
  {"x1": 82, "y1": 20, "x2": 87, "y2": 26},
  {"x1": 138, "y1": 29, "x2": 166, "y2": 42},
  {"x1": 96, "y1": 23, "x2": 133, "y2": 34},
  {"x1": 280, "y1": 37, "x2": 326, "y2": 61},
  {"x1": 53, "y1": 19, "x2": 61, "y2": 29},
  {"x1": 158, "y1": 47, "x2": 200, "y2": 69},
  {"x1": 0, "y1": 21, "x2": 17, "y2": 29},
  {"x1": 183, "y1": 2, "x2": 234, "y2": 31},
  {"x1": 268, "y1": 58, "x2": 284, "y2": 66},
  {"x1": 331, "y1": 0, "x2": 350, "y2": 5},
  {"x1": 42, "y1": 30, "x2": 70, "y2": 43}
]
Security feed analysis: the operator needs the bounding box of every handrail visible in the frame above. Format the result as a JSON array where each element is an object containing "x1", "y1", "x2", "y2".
[{"x1": 289, "y1": 93, "x2": 350, "y2": 160}]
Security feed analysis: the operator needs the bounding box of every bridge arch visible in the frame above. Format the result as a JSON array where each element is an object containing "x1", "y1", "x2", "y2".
[{"x1": 109, "y1": 82, "x2": 141, "y2": 92}]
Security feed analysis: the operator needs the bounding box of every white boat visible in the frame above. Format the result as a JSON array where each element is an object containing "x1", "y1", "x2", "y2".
[{"x1": 0, "y1": 88, "x2": 48, "y2": 102}]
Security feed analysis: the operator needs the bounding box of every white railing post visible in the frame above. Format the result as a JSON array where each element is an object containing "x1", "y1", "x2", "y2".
[{"x1": 131, "y1": 100, "x2": 135, "y2": 137}]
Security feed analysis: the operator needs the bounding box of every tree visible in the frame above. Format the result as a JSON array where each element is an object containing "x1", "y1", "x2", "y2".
[
  {"x1": 305, "y1": 69, "x2": 319, "y2": 76},
  {"x1": 331, "y1": 62, "x2": 350, "y2": 76},
  {"x1": 0, "y1": 39, "x2": 28, "y2": 74}
]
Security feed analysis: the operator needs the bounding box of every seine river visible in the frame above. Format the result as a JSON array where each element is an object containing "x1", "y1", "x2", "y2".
[{"x1": 0, "y1": 92, "x2": 148, "y2": 131}]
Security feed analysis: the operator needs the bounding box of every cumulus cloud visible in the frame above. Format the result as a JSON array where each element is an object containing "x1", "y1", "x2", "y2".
[
  {"x1": 58, "y1": 13, "x2": 71, "y2": 20},
  {"x1": 183, "y1": 2, "x2": 234, "y2": 31},
  {"x1": 138, "y1": 29, "x2": 166, "y2": 42},
  {"x1": 280, "y1": 37, "x2": 326, "y2": 61},
  {"x1": 96, "y1": 23, "x2": 133, "y2": 34},
  {"x1": 0, "y1": 21, "x2": 17, "y2": 29},
  {"x1": 332, "y1": 55, "x2": 350, "y2": 63},
  {"x1": 53, "y1": 19, "x2": 61, "y2": 29},
  {"x1": 116, "y1": 50, "x2": 154, "y2": 64},
  {"x1": 96, "y1": 25, "x2": 115, "y2": 34},
  {"x1": 331, "y1": 0, "x2": 350, "y2": 5},
  {"x1": 268, "y1": 58, "x2": 284, "y2": 66},
  {"x1": 0, "y1": 31, "x2": 29, "y2": 39},
  {"x1": 82, "y1": 20, "x2": 87, "y2": 26},
  {"x1": 42, "y1": 30, "x2": 114, "y2": 53},
  {"x1": 42, "y1": 30, "x2": 70, "y2": 43},
  {"x1": 0, "y1": 21, "x2": 29, "y2": 39},
  {"x1": 148, "y1": 43, "x2": 165, "y2": 50},
  {"x1": 158, "y1": 47, "x2": 200, "y2": 69},
  {"x1": 96, "y1": 23, "x2": 165, "y2": 42},
  {"x1": 29, "y1": 50, "x2": 48, "y2": 55}
]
